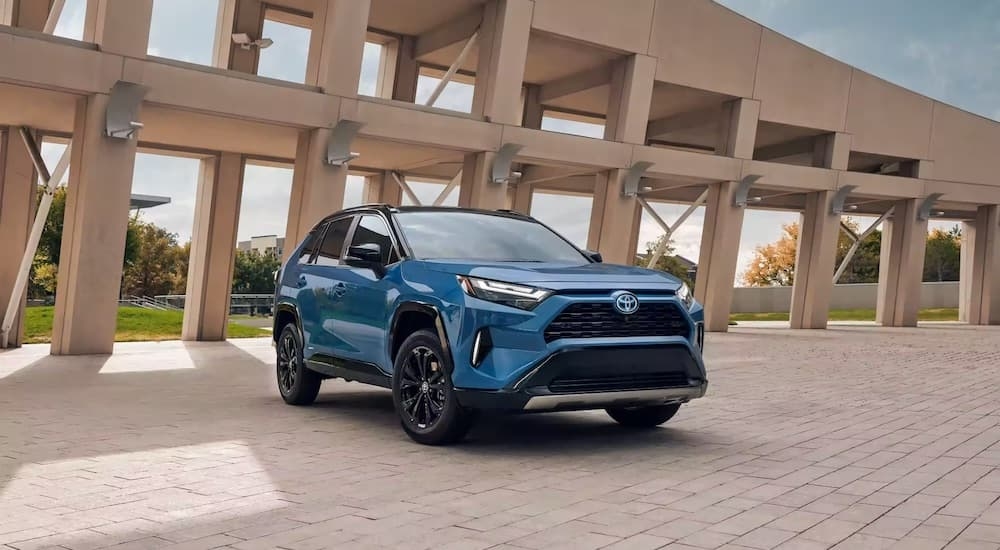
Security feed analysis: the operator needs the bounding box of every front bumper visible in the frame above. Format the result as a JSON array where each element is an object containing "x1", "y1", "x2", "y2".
[{"x1": 455, "y1": 343, "x2": 707, "y2": 412}]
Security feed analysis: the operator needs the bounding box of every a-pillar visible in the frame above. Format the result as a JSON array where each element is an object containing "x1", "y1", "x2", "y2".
[
  {"x1": 364, "y1": 170, "x2": 402, "y2": 206},
  {"x1": 0, "y1": 130, "x2": 37, "y2": 347},
  {"x1": 458, "y1": 152, "x2": 506, "y2": 210},
  {"x1": 471, "y1": 0, "x2": 532, "y2": 124},
  {"x1": 308, "y1": 0, "x2": 371, "y2": 96},
  {"x1": 51, "y1": 0, "x2": 152, "y2": 355},
  {"x1": 876, "y1": 199, "x2": 927, "y2": 327},
  {"x1": 789, "y1": 132, "x2": 851, "y2": 329},
  {"x1": 283, "y1": 129, "x2": 347, "y2": 262},
  {"x1": 587, "y1": 170, "x2": 640, "y2": 264},
  {"x1": 961, "y1": 205, "x2": 1000, "y2": 325},
  {"x1": 696, "y1": 98, "x2": 759, "y2": 332},
  {"x1": 182, "y1": 154, "x2": 244, "y2": 341}
]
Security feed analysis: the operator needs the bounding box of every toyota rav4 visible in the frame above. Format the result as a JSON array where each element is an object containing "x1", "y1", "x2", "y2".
[{"x1": 273, "y1": 205, "x2": 707, "y2": 445}]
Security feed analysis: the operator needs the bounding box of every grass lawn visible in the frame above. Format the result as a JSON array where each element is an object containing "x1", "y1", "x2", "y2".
[
  {"x1": 24, "y1": 306, "x2": 270, "y2": 344},
  {"x1": 730, "y1": 307, "x2": 960, "y2": 323}
]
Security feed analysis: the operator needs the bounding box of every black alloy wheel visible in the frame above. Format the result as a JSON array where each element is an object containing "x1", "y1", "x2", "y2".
[
  {"x1": 398, "y1": 346, "x2": 447, "y2": 429},
  {"x1": 276, "y1": 324, "x2": 321, "y2": 405},
  {"x1": 392, "y1": 330, "x2": 474, "y2": 445}
]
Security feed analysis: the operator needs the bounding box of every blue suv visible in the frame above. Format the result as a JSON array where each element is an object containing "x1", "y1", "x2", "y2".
[{"x1": 273, "y1": 205, "x2": 707, "y2": 445}]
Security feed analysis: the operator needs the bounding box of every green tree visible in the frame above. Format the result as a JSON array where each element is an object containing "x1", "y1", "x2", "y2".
[
  {"x1": 232, "y1": 250, "x2": 281, "y2": 294},
  {"x1": 923, "y1": 226, "x2": 962, "y2": 282},
  {"x1": 635, "y1": 234, "x2": 693, "y2": 285},
  {"x1": 121, "y1": 220, "x2": 184, "y2": 297}
]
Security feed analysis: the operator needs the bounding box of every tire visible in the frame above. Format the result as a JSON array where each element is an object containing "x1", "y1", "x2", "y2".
[
  {"x1": 606, "y1": 403, "x2": 681, "y2": 428},
  {"x1": 276, "y1": 323, "x2": 322, "y2": 406},
  {"x1": 392, "y1": 329, "x2": 474, "y2": 445}
]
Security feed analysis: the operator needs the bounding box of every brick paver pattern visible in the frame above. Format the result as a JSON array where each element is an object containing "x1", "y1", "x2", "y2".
[{"x1": 2, "y1": 325, "x2": 1000, "y2": 549}]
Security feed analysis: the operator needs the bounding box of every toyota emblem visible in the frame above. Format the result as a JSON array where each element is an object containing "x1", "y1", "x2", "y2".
[{"x1": 612, "y1": 291, "x2": 639, "y2": 315}]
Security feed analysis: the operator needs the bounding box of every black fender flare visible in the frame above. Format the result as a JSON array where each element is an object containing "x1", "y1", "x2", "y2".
[{"x1": 388, "y1": 301, "x2": 454, "y2": 368}]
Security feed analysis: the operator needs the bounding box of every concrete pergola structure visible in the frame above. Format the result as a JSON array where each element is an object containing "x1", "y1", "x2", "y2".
[{"x1": 1, "y1": 0, "x2": 999, "y2": 355}]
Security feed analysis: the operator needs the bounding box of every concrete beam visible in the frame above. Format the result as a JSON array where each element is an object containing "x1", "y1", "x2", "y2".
[
  {"x1": 471, "y1": 0, "x2": 532, "y2": 124},
  {"x1": 537, "y1": 63, "x2": 612, "y2": 103},
  {"x1": 414, "y1": 8, "x2": 482, "y2": 58},
  {"x1": 753, "y1": 135, "x2": 816, "y2": 162},
  {"x1": 646, "y1": 107, "x2": 718, "y2": 139}
]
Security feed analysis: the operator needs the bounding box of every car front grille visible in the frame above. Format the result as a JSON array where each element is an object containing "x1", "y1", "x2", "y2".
[
  {"x1": 548, "y1": 372, "x2": 690, "y2": 393},
  {"x1": 543, "y1": 301, "x2": 690, "y2": 343}
]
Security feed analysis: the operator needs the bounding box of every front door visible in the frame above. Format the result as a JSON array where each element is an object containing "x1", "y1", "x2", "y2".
[
  {"x1": 303, "y1": 215, "x2": 355, "y2": 359},
  {"x1": 334, "y1": 214, "x2": 399, "y2": 370}
]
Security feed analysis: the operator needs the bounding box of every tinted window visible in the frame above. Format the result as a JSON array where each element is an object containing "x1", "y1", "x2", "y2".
[
  {"x1": 395, "y1": 211, "x2": 587, "y2": 263},
  {"x1": 297, "y1": 229, "x2": 318, "y2": 264},
  {"x1": 350, "y1": 215, "x2": 397, "y2": 264},
  {"x1": 314, "y1": 217, "x2": 353, "y2": 266}
]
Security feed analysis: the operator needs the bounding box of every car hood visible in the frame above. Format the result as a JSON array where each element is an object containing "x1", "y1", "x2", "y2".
[{"x1": 418, "y1": 259, "x2": 683, "y2": 292}]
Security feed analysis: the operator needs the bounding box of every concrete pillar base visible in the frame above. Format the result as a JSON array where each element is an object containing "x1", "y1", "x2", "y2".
[
  {"x1": 963, "y1": 205, "x2": 1000, "y2": 325},
  {"x1": 789, "y1": 191, "x2": 840, "y2": 329},
  {"x1": 876, "y1": 199, "x2": 927, "y2": 327},
  {"x1": 0, "y1": 130, "x2": 38, "y2": 348},
  {"x1": 51, "y1": 95, "x2": 138, "y2": 355},
  {"x1": 696, "y1": 181, "x2": 746, "y2": 332},
  {"x1": 183, "y1": 154, "x2": 244, "y2": 342}
]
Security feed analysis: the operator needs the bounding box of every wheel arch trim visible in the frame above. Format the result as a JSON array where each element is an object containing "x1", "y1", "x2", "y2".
[{"x1": 388, "y1": 301, "x2": 454, "y2": 368}]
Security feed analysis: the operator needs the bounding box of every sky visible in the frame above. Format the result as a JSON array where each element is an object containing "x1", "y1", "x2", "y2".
[{"x1": 41, "y1": 0, "x2": 996, "y2": 283}]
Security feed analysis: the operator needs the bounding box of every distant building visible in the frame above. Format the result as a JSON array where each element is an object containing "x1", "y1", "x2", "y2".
[{"x1": 237, "y1": 235, "x2": 284, "y2": 257}]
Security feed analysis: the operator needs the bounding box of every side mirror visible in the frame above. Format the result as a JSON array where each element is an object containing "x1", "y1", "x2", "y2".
[
  {"x1": 585, "y1": 250, "x2": 603, "y2": 263},
  {"x1": 347, "y1": 243, "x2": 382, "y2": 264},
  {"x1": 346, "y1": 243, "x2": 385, "y2": 275}
]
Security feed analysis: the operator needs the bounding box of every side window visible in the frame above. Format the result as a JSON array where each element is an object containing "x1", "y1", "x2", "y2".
[
  {"x1": 351, "y1": 215, "x2": 397, "y2": 264},
  {"x1": 296, "y1": 227, "x2": 320, "y2": 265},
  {"x1": 314, "y1": 217, "x2": 353, "y2": 267}
]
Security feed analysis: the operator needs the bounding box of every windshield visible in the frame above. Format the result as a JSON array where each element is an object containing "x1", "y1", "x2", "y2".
[{"x1": 394, "y1": 211, "x2": 588, "y2": 263}]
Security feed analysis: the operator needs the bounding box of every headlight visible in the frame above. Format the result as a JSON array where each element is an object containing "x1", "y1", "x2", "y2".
[
  {"x1": 677, "y1": 282, "x2": 694, "y2": 310},
  {"x1": 457, "y1": 276, "x2": 551, "y2": 311}
]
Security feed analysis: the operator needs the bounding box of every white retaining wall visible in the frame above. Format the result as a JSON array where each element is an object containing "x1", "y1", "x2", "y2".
[{"x1": 731, "y1": 282, "x2": 959, "y2": 313}]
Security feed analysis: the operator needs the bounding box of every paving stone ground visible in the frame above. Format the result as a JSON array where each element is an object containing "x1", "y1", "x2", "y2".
[{"x1": 3, "y1": 324, "x2": 1000, "y2": 550}]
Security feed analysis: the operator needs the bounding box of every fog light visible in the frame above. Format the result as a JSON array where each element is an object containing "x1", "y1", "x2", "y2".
[{"x1": 471, "y1": 328, "x2": 493, "y2": 367}]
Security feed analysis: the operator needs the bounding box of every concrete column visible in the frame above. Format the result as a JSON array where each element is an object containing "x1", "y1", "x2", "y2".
[
  {"x1": 963, "y1": 205, "x2": 1000, "y2": 325},
  {"x1": 283, "y1": 128, "x2": 347, "y2": 262},
  {"x1": 0, "y1": 130, "x2": 38, "y2": 347},
  {"x1": 959, "y1": 221, "x2": 976, "y2": 323},
  {"x1": 587, "y1": 170, "x2": 640, "y2": 265},
  {"x1": 604, "y1": 54, "x2": 656, "y2": 144},
  {"x1": 789, "y1": 191, "x2": 840, "y2": 329},
  {"x1": 182, "y1": 154, "x2": 244, "y2": 341},
  {"x1": 471, "y1": 0, "x2": 533, "y2": 124},
  {"x1": 522, "y1": 84, "x2": 543, "y2": 129},
  {"x1": 310, "y1": 0, "x2": 371, "y2": 96},
  {"x1": 510, "y1": 183, "x2": 532, "y2": 214},
  {"x1": 51, "y1": 95, "x2": 139, "y2": 355},
  {"x1": 813, "y1": 132, "x2": 851, "y2": 169},
  {"x1": 695, "y1": 181, "x2": 745, "y2": 332},
  {"x1": 392, "y1": 36, "x2": 419, "y2": 103},
  {"x1": 6, "y1": 0, "x2": 52, "y2": 29},
  {"x1": 876, "y1": 199, "x2": 927, "y2": 327},
  {"x1": 84, "y1": 0, "x2": 154, "y2": 56},
  {"x1": 458, "y1": 152, "x2": 505, "y2": 210},
  {"x1": 363, "y1": 170, "x2": 402, "y2": 206},
  {"x1": 716, "y1": 98, "x2": 760, "y2": 158},
  {"x1": 218, "y1": 0, "x2": 263, "y2": 73}
]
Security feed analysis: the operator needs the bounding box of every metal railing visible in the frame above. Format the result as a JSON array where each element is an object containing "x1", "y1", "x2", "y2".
[{"x1": 155, "y1": 294, "x2": 274, "y2": 315}]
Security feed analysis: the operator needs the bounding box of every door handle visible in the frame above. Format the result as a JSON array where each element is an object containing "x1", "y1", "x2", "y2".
[
  {"x1": 297, "y1": 276, "x2": 308, "y2": 288},
  {"x1": 332, "y1": 282, "x2": 347, "y2": 298}
]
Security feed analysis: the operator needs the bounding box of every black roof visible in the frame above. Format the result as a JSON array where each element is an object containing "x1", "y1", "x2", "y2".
[{"x1": 317, "y1": 204, "x2": 533, "y2": 226}]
